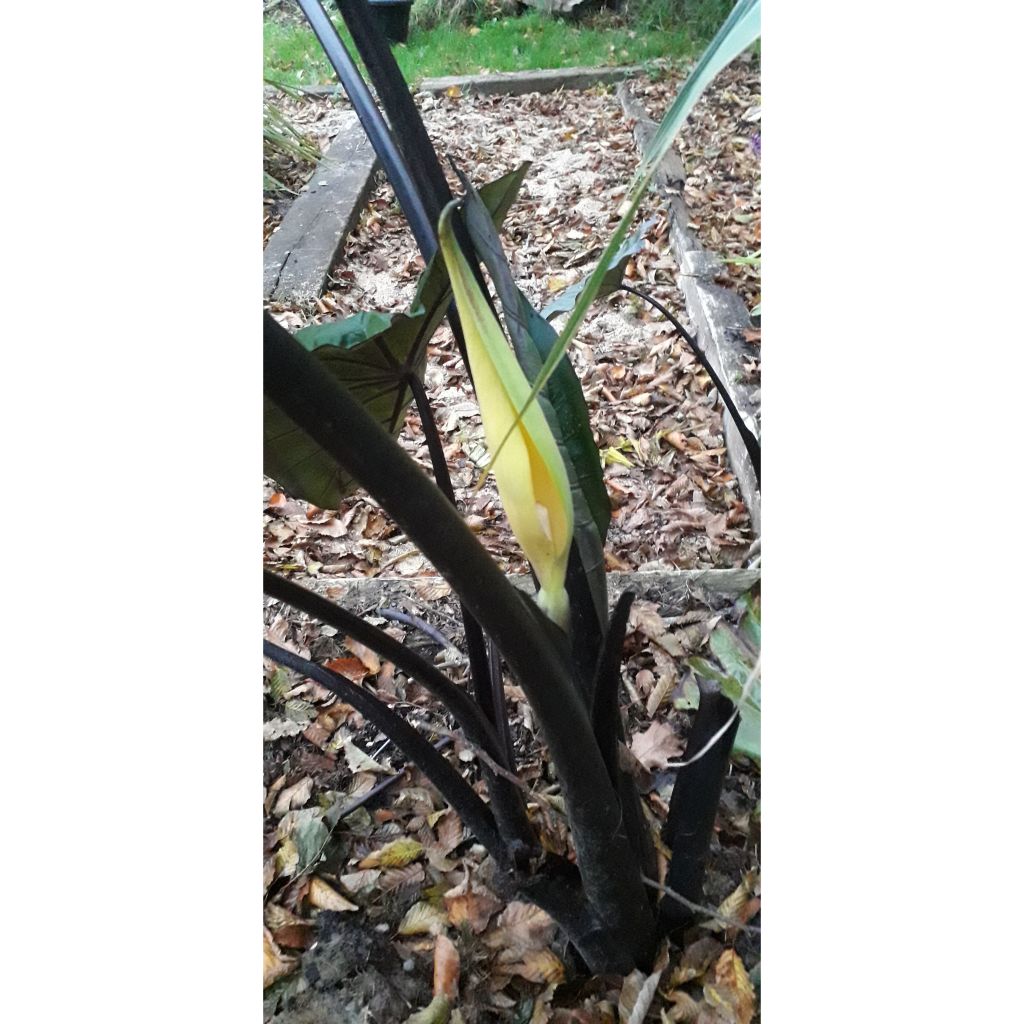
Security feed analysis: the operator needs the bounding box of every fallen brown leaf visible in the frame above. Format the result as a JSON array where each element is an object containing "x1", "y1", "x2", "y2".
[
  {"x1": 433, "y1": 934, "x2": 460, "y2": 999},
  {"x1": 630, "y1": 720, "x2": 684, "y2": 771}
]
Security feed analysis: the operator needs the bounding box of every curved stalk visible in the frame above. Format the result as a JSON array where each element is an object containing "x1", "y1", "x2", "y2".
[{"x1": 264, "y1": 640, "x2": 507, "y2": 864}]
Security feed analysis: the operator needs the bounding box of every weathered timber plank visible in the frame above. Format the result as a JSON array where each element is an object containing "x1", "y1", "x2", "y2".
[
  {"x1": 419, "y1": 64, "x2": 645, "y2": 98},
  {"x1": 618, "y1": 83, "x2": 761, "y2": 533},
  {"x1": 263, "y1": 111, "x2": 379, "y2": 303},
  {"x1": 264, "y1": 568, "x2": 759, "y2": 619}
]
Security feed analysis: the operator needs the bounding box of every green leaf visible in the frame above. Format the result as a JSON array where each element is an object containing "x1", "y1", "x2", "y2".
[
  {"x1": 540, "y1": 219, "x2": 654, "y2": 322},
  {"x1": 263, "y1": 166, "x2": 531, "y2": 509},
  {"x1": 292, "y1": 809, "x2": 329, "y2": 874},
  {"x1": 709, "y1": 625, "x2": 757, "y2": 693},
  {"x1": 456, "y1": 168, "x2": 611, "y2": 625},
  {"x1": 488, "y1": 0, "x2": 761, "y2": 469}
]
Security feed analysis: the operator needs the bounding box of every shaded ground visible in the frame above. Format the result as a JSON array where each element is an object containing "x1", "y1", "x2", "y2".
[{"x1": 264, "y1": 584, "x2": 760, "y2": 1023}]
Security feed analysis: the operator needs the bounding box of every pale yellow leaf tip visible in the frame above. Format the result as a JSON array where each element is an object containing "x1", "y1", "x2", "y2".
[{"x1": 437, "y1": 201, "x2": 573, "y2": 630}]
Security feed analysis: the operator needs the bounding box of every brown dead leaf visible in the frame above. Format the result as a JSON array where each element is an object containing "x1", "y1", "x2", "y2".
[
  {"x1": 338, "y1": 868, "x2": 380, "y2": 893},
  {"x1": 263, "y1": 928, "x2": 298, "y2": 989},
  {"x1": 345, "y1": 637, "x2": 381, "y2": 674},
  {"x1": 380, "y1": 862, "x2": 426, "y2": 892},
  {"x1": 630, "y1": 721, "x2": 684, "y2": 771},
  {"x1": 272, "y1": 776, "x2": 313, "y2": 817},
  {"x1": 433, "y1": 933, "x2": 460, "y2": 999},
  {"x1": 273, "y1": 923, "x2": 315, "y2": 950},
  {"x1": 485, "y1": 901, "x2": 557, "y2": 951},
  {"x1": 702, "y1": 951, "x2": 754, "y2": 1024},
  {"x1": 496, "y1": 947, "x2": 565, "y2": 985},
  {"x1": 444, "y1": 877, "x2": 503, "y2": 933},
  {"x1": 324, "y1": 656, "x2": 368, "y2": 683},
  {"x1": 307, "y1": 876, "x2": 358, "y2": 912},
  {"x1": 618, "y1": 968, "x2": 663, "y2": 1024},
  {"x1": 670, "y1": 937, "x2": 724, "y2": 985},
  {"x1": 435, "y1": 811, "x2": 465, "y2": 855}
]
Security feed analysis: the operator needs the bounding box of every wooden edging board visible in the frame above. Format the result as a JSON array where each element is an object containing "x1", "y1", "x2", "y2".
[{"x1": 617, "y1": 82, "x2": 761, "y2": 534}]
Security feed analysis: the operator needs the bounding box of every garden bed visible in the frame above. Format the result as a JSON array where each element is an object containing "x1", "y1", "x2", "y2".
[{"x1": 264, "y1": 80, "x2": 755, "y2": 578}]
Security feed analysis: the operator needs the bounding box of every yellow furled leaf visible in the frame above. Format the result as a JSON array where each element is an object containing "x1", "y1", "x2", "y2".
[{"x1": 438, "y1": 203, "x2": 574, "y2": 629}]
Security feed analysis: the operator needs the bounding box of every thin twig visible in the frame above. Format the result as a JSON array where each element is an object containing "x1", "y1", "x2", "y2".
[
  {"x1": 377, "y1": 606, "x2": 458, "y2": 651},
  {"x1": 642, "y1": 876, "x2": 761, "y2": 934}
]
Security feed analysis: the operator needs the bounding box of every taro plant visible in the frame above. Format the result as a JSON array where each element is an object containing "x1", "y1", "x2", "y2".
[{"x1": 264, "y1": 0, "x2": 760, "y2": 974}]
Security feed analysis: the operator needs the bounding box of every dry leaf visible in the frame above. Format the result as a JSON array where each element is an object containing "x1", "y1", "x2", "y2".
[
  {"x1": 325, "y1": 656, "x2": 368, "y2": 683},
  {"x1": 433, "y1": 934, "x2": 460, "y2": 999},
  {"x1": 485, "y1": 901, "x2": 557, "y2": 951},
  {"x1": 380, "y1": 863, "x2": 426, "y2": 892},
  {"x1": 435, "y1": 811, "x2": 465, "y2": 854},
  {"x1": 670, "y1": 938, "x2": 723, "y2": 986},
  {"x1": 618, "y1": 968, "x2": 663, "y2": 1024},
  {"x1": 702, "y1": 951, "x2": 754, "y2": 1024},
  {"x1": 444, "y1": 877, "x2": 503, "y2": 933},
  {"x1": 273, "y1": 776, "x2": 313, "y2": 817},
  {"x1": 345, "y1": 637, "x2": 381, "y2": 674},
  {"x1": 263, "y1": 928, "x2": 298, "y2": 989},
  {"x1": 308, "y1": 876, "x2": 358, "y2": 912},
  {"x1": 497, "y1": 947, "x2": 565, "y2": 985},
  {"x1": 398, "y1": 901, "x2": 449, "y2": 937},
  {"x1": 273, "y1": 923, "x2": 315, "y2": 950},
  {"x1": 338, "y1": 868, "x2": 381, "y2": 893},
  {"x1": 630, "y1": 721, "x2": 684, "y2": 771},
  {"x1": 359, "y1": 837, "x2": 424, "y2": 869}
]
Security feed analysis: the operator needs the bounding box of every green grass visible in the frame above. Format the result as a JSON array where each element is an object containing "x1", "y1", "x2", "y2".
[{"x1": 264, "y1": 10, "x2": 697, "y2": 89}]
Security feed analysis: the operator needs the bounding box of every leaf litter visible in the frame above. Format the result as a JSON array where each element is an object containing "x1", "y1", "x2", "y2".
[{"x1": 263, "y1": 75, "x2": 761, "y2": 1022}]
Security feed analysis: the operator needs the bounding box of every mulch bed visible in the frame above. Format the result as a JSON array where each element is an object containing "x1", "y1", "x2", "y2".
[{"x1": 263, "y1": 70, "x2": 761, "y2": 1023}]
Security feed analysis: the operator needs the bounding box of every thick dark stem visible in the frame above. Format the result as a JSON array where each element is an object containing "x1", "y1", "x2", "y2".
[
  {"x1": 660, "y1": 688, "x2": 741, "y2": 934},
  {"x1": 294, "y1": 0, "x2": 436, "y2": 257},
  {"x1": 589, "y1": 591, "x2": 658, "y2": 888},
  {"x1": 332, "y1": 0, "x2": 451, "y2": 227},
  {"x1": 265, "y1": 312, "x2": 656, "y2": 965},
  {"x1": 619, "y1": 283, "x2": 760, "y2": 486},
  {"x1": 589, "y1": 591, "x2": 635, "y2": 774},
  {"x1": 264, "y1": 640, "x2": 508, "y2": 866},
  {"x1": 263, "y1": 570, "x2": 503, "y2": 759},
  {"x1": 264, "y1": 570, "x2": 537, "y2": 855},
  {"x1": 406, "y1": 374, "x2": 519, "y2": 774}
]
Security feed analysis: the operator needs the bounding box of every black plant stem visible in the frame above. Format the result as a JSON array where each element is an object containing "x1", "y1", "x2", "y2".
[
  {"x1": 263, "y1": 570, "x2": 503, "y2": 760},
  {"x1": 294, "y1": 0, "x2": 436, "y2": 257},
  {"x1": 264, "y1": 640, "x2": 507, "y2": 865},
  {"x1": 660, "y1": 688, "x2": 741, "y2": 935},
  {"x1": 265, "y1": 312, "x2": 656, "y2": 968},
  {"x1": 405, "y1": 372, "x2": 529, "y2": 848},
  {"x1": 332, "y1": 0, "x2": 452, "y2": 227},
  {"x1": 405, "y1": 373, "x2": 508, "y2": 754},
  {"x1": 619, "y1": 283, "x2": 760, "y2": 486}
]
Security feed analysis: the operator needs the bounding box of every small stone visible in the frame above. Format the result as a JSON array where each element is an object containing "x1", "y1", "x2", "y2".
[
  {"x1": 374, "y1": 923, "x2": 389, "y2": 933},
  {"x1": 403, "y1": 959, "x2": 415, "y2": 973}
]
